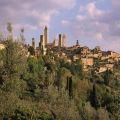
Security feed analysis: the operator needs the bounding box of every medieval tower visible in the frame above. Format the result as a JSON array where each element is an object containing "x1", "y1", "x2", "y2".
[
  {"x1": 39, "y1": 35, "x2": 47, "y2": 55},
  {"x1": 62, "y1": 34, "x2": 66, "y2": 47},
  {"x1": 44, "y1": 26, "x2": 48, "y2": 46},
  {"x1": 76, "y1": 40, "x2": 79, "y2": 46},
  {"x1": 58, "y1": 34, "x2": 62, "y2": 47},
  {"x1": 32, "y1": 37, "x2": 35, "y2": 49}
]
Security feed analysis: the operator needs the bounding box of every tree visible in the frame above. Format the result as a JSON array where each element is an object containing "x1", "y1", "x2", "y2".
[
  {"x1": 0, "y1": 23, "x2": 27, "y2": 92},
  {"x1": 64, "y1": 60, "x2": 83, "y2": 80},
  {"x1": 68, "y1": 77, "x2": 73, "y2": 98},
  {"x1": 56, "y1": 67, "x2": 71, "y2": 90},
  {"x1": 3, "y1": 40, "x2": 26, "y2": 81},
  {"x1": 90, "y1": 84, "x2": 99, "y2": 109},
  {"x1": 104, "y1": 69, "x2": 112, "y2": 86},
  {"x1": 26, "y1": 56, "x2": 39, "y2": 87},
  {"x1": 0, "y1": 32, "x2": 3, "y2": 41},
  {"x1": 74, "y1": 60, "x2": 83, "y2": 79},
  {"x1": 28, "y1": 46, "x2": 35, "y2": 55},
  {"x1": 7, "y1": 23, "x2": 12, "y2": 33},
  {"x1": 20, "y1": 28, "x2": 25, "y2": 43},
  {"x1": 7, "y1": 23, "x2": 13, "y2": 40}
]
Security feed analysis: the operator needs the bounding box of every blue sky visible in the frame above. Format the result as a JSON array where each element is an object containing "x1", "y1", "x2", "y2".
[{"x1": 0, "y1": 0, "x2": 120, "y2": 52}]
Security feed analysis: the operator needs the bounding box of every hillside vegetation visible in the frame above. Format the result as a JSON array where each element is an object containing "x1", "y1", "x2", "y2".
[{"x1": 0, "y1": 24, "x2": 119, "y2": 120}]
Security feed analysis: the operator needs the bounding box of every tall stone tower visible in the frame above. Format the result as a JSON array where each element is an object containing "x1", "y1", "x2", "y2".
[
  {"x1": 76, "y1": 40, "x2": 79, "y2": 46},
  {"x1": 32, "y1": 37, "x2": 35, "y2": 49},
  {"x1": 58, "y1": 34, "x2": 62, "y2": 47},
  {"x1": 44, "y1": 26, "x2": 48, "y2": 46},
  {"x1": 62, "y1": 34, "x2": 66, "y2": 47},
  {"x1": 40, "y1": 35, "x2": 45, "y2": 49},
  {"x1": 39, "y1": 35, "x2": 47, "y2": 55}
]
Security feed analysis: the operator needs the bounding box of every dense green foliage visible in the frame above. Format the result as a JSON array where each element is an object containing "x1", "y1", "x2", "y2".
[{"x1": 0, "y1": 24, "x2": 119, "y2": 120}]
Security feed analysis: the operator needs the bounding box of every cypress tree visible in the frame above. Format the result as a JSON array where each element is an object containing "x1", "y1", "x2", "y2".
[
  {"x1": 69, "y1": 76, "x2": 73, "y2": 98},
  {"x1": 66, "y1": 76, "x2": 69, "y2": 90},
  {"x1": 104, "y1": 69, "x2": 110, "y2": 86},
  {"x1": 90, "y1": 83, "x2": 99, "y2": 109}
]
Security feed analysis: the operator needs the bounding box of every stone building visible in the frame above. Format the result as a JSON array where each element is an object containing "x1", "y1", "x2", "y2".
[
  {"x1": 58, "y1": 34, "x2": 62, "y2": 48},
  {"x1": 39, "y1": 35, "x2": 47, "y2": 55},
  {"x1": 81, "y1": 57, "x2": 93, "y2": 68},
  {"x1": 62, "y1": 34, "x2": 67, "y2": 47},
  {"x1": 0, "y1": 44, "x2": 5, "y2": 50},
  {"x1": 32, "y1": 38, "x2": 35, "y2": 49},
  {"x1": 44, "y1": 26, "x2": 48, "y2": 46}
]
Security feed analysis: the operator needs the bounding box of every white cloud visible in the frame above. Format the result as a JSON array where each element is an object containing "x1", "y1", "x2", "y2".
[
  {"x1": 30, "y1": 9, "x2": 58, "y2": 27},
  {"x1": 51, "y1": 0, "x2": 76, "y2": 9},
  {"x1": 79, "y1": 2, "x2": 104, "y2": 18},
  {"x1": 61, "y1": 20, "x2": 70, "y2": 26},
  {"x1": 79, "y1": 6, "x2": 85, "y2": 12},
  {"x1": 61, "y1": 1, "x2": 120, "y2": 52},
  {"x1": 76, "y1": 15, "x2": 86, "y2": 21},
  {"x1": 95, "y1": 33, "x2": 103, "y2": 41},
  {"x1": 86, "y1": 2, "x2": 104, "y2": 17},
  {"x1": 0, "y1": 0, "x2": 76, "y2": 31}
]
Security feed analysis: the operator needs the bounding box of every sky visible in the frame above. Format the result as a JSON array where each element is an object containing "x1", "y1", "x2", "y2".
[{"x1": 0, "y1": 0, "x2": 120, "y2": 52}]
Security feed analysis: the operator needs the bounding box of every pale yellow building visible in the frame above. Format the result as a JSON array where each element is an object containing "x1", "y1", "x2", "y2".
[
  {"x1": 62, "y1": 34, "x2": 67, "y2": 47},
  {"x1": 81, "y1": 57, "x2": 93, "y2": 68},
  {"x1": 39, "y1": 35, "x2": 47, "y2": 55},
  {"x1": 0, "y1": 44, "x2": 5, "y2": 50}
]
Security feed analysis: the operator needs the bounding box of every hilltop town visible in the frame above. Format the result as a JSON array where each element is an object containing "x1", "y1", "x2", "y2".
[
  {"x1": 0, "y1": 0, "x2": 120, "y2": 118},
  {"x1": 22, "y1": 26, "x2": 120, "y2": 73},
  {"x1": 0, "y1": 24, "x2": 120, "y2": 120}
]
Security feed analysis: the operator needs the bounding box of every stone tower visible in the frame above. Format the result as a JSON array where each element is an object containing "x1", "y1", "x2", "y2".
[
  {"x1": 53, "y1": 38, "x2": 57, "y2": 46},
  {"x1": 44, "y1": 26, "x2": 48, "y2": 46},
  {"x1": 58, "y1": 34, "x2": 62, "y2": 47},
  {"x1": 76, "y1": 40, "x2": 79, "y2": 46},
  {"x1": 39, "y1": 35, "x2": 45, "y2": 49},
  {"x1": 32, "y1": 37, "x2": 35, "y2": 49},
  {"x1": 39, "y1": 35, "x2": 47, "y2": 55},
  {"x1": 62, "y1": 34, "x2": 66, "y2": 47}
]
